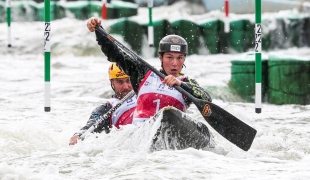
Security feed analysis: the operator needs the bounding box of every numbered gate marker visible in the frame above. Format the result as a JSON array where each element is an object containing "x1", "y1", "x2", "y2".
[{"x1": 255, "y1": 0, "x2": 262, "y2": 113}]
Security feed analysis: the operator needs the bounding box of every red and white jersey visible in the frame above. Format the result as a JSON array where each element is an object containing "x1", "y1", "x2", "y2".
[
  {"x1": 108, "y1": 95, "x2": 137, "y2": 128},
  {"x1": 133, "y1": 70, "x2": 187, "y2": 124}
]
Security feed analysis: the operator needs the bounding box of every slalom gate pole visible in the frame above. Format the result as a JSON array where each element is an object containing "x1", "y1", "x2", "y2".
[
  {"x1": 224, "y1": 0, "x2": 229, "y2": 33},
  {"x1": 255, "y1": 0, "x2": 262, "y2": 113},
  {"x1": 102, "y1": 0, "x2": 107, "y2": 19},
  {"x1": 148, "y1": 0, "x2": 154, "y2": 47},
  {"x1": 44, "y1": 0, "x2": 51, "y2": 112},
  {"x1": 6, "y1": 0, "x2": 11, "y2": 47}
]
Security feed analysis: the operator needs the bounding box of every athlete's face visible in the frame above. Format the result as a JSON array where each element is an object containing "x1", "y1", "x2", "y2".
[
  {"x1": 160, "y1": 52, "x2": 185, "y2": 77},
  {"x1": 111, "y1": 78, "x2": 132, "y2": 99}
]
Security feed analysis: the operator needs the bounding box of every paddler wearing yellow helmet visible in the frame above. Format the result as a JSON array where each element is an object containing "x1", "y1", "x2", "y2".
[
  {"x1": 108, "y1": 62, "x2": 132, "y2": 99},
  {"x1": 69, "y1": 63, "x2": 136, "y2": 146}
]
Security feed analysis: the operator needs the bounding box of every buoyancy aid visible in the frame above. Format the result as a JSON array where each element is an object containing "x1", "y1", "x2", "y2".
[
  {"x1": 108, "y1": 94, "x2": 137, "y2": 128},
  {"x1": 132, "y1": 70, "x2": 187, "y2": 124}
]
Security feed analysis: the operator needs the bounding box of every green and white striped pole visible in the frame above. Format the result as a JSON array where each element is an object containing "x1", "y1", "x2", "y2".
[
  {"x1": 255, "y1": 0, "x2": 262, "y2": 113},
  {"x1": 148, "y1": 0, "x2": 154, "y2": 47},
  {"x1": 6, "y1": 0, "x2": 11, "y2": 47},
  {"x1": 44, "y1": 0, "x2": 51, "y2": 112}
]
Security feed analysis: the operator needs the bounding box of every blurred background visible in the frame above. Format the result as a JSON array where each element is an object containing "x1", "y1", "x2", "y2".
[{"x1": 1, "y1": 0, "x2": 309, "y2": 104}]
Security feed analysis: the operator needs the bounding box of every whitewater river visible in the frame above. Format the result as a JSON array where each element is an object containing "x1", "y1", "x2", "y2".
[{"x1": 1, "y1": 16, "x2": 309, "y2": 179}]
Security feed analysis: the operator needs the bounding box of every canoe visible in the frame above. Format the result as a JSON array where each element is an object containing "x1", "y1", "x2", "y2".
[{"x1": 149, "y1": 106, "x2": 212, "y2": 151}]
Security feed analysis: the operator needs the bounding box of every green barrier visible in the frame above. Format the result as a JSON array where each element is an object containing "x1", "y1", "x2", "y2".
[
  {"x1": 205, "y1": 46, "x2": 218, "y2": 54},
  {"x1": 229, "y1": 19, "x2": 251, "y2": 53},
  {"x1": 54, "y1": 2, "x2": 66, "y2": 20},
  {"x1": 217, "y1": 21, "x2": 227, "y2": 54},
  {"x1": 10, "y1": 1, "x2": 37, "y2": 22},
  {"x1": 230, "y1": 53, "x2": 268, "y2": 102},
  {"x1": 59, "y1": 1, "x2": 90, "y2": 20},
  {"x1": 88, "y1": 1, "x2": 102, "y2": 18},
  {"x1": 230, "y1": 31, "x2": 244, "y2": 52},
  {"x1": 153, "y1": 19, "x2": 174, "y2": 54},
  {"x1": 269, "y1": 18, "x2": 286, "y2": 49},
  {"x1": 170, "y1": 19, "x2": 201, "y2": 55},
  {"x1": 302, "y1": 16, "x2": 310, "y2": 47},
  {"x1": 89, "y1": 2, "x2": 125, "y2": 19},
  {"x1": 229, "y1": 20, "x2": 244, "y2": 52},
  {"x1": 111, "y1": 0, "x2": 138, "y2": 18},
  {"x1": 107, "y1": 4, "x2": 122, "y2": 19},
  {"x1": 10, "y1": 1, "x2": 24, "y2": 21},
  {"x1": 284, "y1": 15, "x2": 310, "y2": 48},
  {"x1": 35, "y1": 1, "x2": 65, "y2": 21},
  {"x1": 141, "y1": 19, "x2": 174, "y2": 56},
  {"x1": 88, "y1": 1, "x2": 138, "y2": 19},
  {"x1": 268, "y1": 54, "x2": 310, "y2": 105},
  {"x1": 261, "y1": 18, "x2": 272, "y2": 51},
  {"x1": 141, "y1": 19, "x2": 182, "y2": 56},
  {"x1": 110, "y1": 18, "x2": 143, "y2": 54},
  {"x1": 199, "y1": 18, "x2": 224, "y2": 54},
  {"x1": 89, "y1": 3, "x2": 119, "y2": 19},
  {"x1": 27, "y1": 1, "x2": 40, "y2": 21},
  {"x1": 286, "y1": 17, "x2": 303, "y2": 47},
  {"x1": 243, "y1": 20, "x2": 255, "y2": 51}
]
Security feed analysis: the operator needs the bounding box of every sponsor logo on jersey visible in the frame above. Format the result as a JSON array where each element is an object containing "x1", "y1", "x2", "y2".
[
  {"x1": 202, "y1": 104, "x2": 212, "y2": 116},
  {"x1": 150, "y1": 73, "x2": 156, "y2": 77}
]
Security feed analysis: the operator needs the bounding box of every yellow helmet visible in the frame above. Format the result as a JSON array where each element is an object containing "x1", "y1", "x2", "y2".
[{"x1": 108, "y1": 63, "x2": 129, "y2": 79}]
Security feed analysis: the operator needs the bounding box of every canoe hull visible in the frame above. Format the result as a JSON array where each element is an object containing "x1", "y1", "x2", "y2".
[{"x1": 150, "y1": 107, "x2": 211, "y2": 151}]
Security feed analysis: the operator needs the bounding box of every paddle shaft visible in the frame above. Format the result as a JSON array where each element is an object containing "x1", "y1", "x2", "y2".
[
  {"x1": 80, "y1": 90, "x2": 135, "y2": 139},
  {"x1": 95, "y1": 26, "x2": 257, "y2": 151},
  {"x1": 95, "y1": 27, "x2": 197, "y2": 100}
]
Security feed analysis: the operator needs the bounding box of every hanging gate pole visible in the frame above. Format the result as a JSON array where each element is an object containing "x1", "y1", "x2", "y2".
[
  {"x1": 224, "y1": 0, "x2": 230, "y2": 33},
  {"x1": 102, "y1": 0, "x2": 107, "y2": 19},
  {"x1": 44, "y1": 0, "x2": 51, "y2": 112},
  {"x1": 148, "y1": 0, "x2": 154, "y2": 47},
  {"x1": 255, "y1": 0, "x2": 262, "y2": 113},
  {"x1": 6, "y1": 0, "x2": 11, "y2": 47}
]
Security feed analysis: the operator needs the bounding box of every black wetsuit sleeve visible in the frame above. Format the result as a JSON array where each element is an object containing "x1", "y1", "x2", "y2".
[
  {"x1": 73, "y1": 101, "x2": 112, "y2": 137},
  {"x1": 95, "y1": 29, "x2": 149, "y2": 93},
  {"x1": 94, "y1": 28, "x2": 212, "y2": 107},
  {"x1": 180, "y1": 77, "x2": 212, "y2": 106}
]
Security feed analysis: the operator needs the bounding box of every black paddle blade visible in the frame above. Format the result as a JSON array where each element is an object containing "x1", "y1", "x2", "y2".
[{"x1": 194, "y1": 99, "x2": 257, "y2": 151}]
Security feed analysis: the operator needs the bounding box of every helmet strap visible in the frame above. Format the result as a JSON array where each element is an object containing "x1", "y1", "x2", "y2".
[
  {"x1": 161, "y1": 60, "x2": 164, "y2": 71},
  {"x1": 110, "y1": 80, "x2": 115, "y2": 91}
]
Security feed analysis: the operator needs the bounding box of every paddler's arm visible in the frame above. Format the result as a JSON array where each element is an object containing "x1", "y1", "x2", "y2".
[
  {"x1": 87, "y1": 17, "x2": 148, "y2": 93},
  {"x1": 161, "y1": 75, "x2": 212, "y2": 106},
  {"x1": 69, "y1": 102, "x2": 112, "y2": 145},
  {"x1": 180, "y1": 78, "x2": 212, "y2": 104},
  {"x1": 95, "y1": 31, "x2": 149, "y2": 93}
]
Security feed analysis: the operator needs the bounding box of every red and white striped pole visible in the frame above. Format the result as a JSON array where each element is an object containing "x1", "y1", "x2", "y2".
[
  {"x1": 102, "y1": 0, "x2": 107, "y2": 20},
  {"x1": 224, "y1": 0, "x2": 230, "y2": 33}
]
